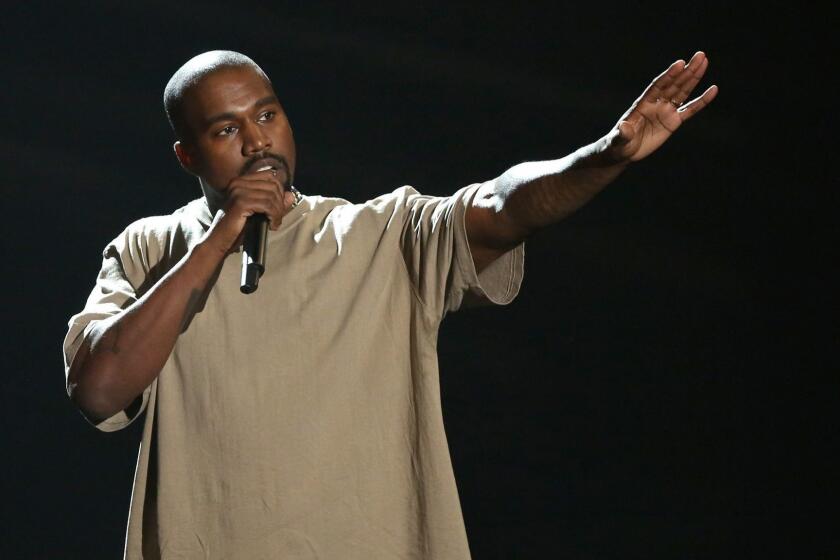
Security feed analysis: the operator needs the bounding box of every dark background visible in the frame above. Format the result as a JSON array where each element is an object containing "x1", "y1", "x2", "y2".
[{"x1": 1, "y1": 1, "x2": 834, "y2": 558}]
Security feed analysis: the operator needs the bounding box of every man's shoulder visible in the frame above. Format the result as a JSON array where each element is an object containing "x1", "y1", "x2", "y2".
[
  {"x1": 103, "y1": 199, "x2": 208, "y2": 266},
  {"x1": 118, "y1": 198, "x2": 207, "y2": 241},
  {"x1": 298, "y1": 193, "x2": 351, "y2": 213},
  {"x1": 309, "y1": 186, "x2": 428, "y2": 216}
]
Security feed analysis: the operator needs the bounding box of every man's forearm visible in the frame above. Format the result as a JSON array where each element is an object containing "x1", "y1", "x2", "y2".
[
  {"x1": 68, "y1": 240, "x2": 227, "y2": 421},
  {"x1": 494, "y1": 136, "x2": 628, "y2": 237}
]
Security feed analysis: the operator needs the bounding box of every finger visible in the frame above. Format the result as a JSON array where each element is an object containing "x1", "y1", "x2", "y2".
[
  {"x1": 243, "y1": 168, "x2": 285, "y2": 181},
  {"x1": 268, "y1": 190, "x2": 291, "y2": 230},
  {"x1": 251, "y1": 194, "x2": 285, "y2": 230},
  {"x1": 282, "y1": 189, "x2": 296, "y2": 209},
  {"x1": 640, "y1": 59, "x2": 686, "y2": 105},
  {"x1": 233, "y1": 173, "x2": 284, "y2": 192},
  {"x1": 661, "y1": 51, "x2": 706, "y2": 103},
  {"x1": 229, "y1": 181, "x2": 285, "y2": 210},
  {"x1": 229, "y1": 188, "x2": 284, "y2": 220},
  {"x1": 671, "y1": 53, "x2": 709, "y2": 105},
  {"x1": 677, "y1": 84, "x2": 718, "y2": 120},
  {"x1": 263, "y1": 191, "x2": 297, "y2": 230},
  {"x1": 259, "y1": 189, "x2": 286, "y2": 228},
  {"x1": 235, "y1": 168, "x2": 286, "y2": 187}
]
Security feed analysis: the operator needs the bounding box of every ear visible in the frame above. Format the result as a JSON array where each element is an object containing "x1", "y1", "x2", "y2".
[{"x1": 173, "y1": 141, "x2": 198, "y2": 175}]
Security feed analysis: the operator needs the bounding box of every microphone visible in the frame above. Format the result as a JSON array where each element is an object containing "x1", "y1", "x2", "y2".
[
  {"x1": 238, "y1": 156, "x2": 289, "y2": 294},
  {"x1": 240, "y1": 213, "x2": 268, "y2": 294}
]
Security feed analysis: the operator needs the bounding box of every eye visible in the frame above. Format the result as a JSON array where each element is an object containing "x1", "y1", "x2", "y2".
[
  {"x1": 217, "y1": 125, "x2": 237, "y2": 137},
  {"x1": 258, "y1": 111, "x2": 276, "y2": 122}
]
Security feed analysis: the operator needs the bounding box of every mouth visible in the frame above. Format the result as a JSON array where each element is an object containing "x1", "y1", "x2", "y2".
[{"x1": 243, "y1": 155, "x2": 289, "y2": 177}]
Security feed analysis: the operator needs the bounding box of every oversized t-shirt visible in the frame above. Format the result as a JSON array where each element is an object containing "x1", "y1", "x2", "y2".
[{"x1": 63, "y1": 183, "x2": 524, "y2": 559}]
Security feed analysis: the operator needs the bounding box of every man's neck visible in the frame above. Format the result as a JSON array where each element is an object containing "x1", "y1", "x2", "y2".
[{"x1": 199, "y1": 179, "x2": 226, "y2": 216}]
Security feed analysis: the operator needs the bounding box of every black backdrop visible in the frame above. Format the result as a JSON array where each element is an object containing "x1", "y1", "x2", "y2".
[{"x1": 1, "y1": 2, "x2": 834, "y2": 558}]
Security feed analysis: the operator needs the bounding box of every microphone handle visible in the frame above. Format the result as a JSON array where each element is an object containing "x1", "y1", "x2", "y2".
[{"x1": 240, "y1": 214, "x2": 269, "y2": 294}]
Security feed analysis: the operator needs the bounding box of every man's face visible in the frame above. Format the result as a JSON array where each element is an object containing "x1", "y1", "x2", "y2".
[{"x1": 178, "y1": 66, "x2": 296, "y2": 195}]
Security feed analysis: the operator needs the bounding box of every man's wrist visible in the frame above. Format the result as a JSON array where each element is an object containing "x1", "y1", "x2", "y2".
[
  {"x1": 578, "y1": 137, "x2": 630, "y2": 172},
  {"x1": 191, "y1": 235, "x2": 231, "y2": 268}
]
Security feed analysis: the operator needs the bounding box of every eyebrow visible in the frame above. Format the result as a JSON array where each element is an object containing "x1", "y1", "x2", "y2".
[{"x1": 203, "y1": 95, "x2": 280, "y2": 128}]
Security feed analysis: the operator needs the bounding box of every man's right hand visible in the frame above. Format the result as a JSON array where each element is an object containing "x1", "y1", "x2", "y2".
[{"x1": 203, "y1": 169, "x2": 298, "y2": 256}]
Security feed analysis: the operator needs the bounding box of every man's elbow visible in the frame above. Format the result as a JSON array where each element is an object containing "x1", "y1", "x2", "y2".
[
  {"x1": 68, "y1": 375, "x2": 123, "y2": 423},
  {"x1": 67, "y1": 342, "x2": 126, "y2": 423}
]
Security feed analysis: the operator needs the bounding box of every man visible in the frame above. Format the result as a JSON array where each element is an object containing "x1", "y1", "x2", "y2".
[{"x1": 63, "y1": 50, "x2": 716, "y2": 558}]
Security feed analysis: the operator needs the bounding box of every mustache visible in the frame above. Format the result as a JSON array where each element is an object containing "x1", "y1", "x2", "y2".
[{"x1": 239, "y1": 153, "x2": 292, "y2": 187}]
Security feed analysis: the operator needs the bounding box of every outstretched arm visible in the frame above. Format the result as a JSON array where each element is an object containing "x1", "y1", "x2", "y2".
[{"x1": 466, "y1": 51, "x2": 718, "y2": 272}]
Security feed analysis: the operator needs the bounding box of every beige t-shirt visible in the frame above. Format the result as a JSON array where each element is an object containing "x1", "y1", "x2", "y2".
[{"x1": 64, "y1": 183, "x2": 524, "y2": 559}]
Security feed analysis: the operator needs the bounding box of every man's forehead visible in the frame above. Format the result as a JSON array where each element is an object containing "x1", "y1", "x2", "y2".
[
  {"x1": 185, "y1": 67, "x2": 278, "y2": 117},
  {"x1": 189, "y1": 67, "x2": 273, "y2": 101}
]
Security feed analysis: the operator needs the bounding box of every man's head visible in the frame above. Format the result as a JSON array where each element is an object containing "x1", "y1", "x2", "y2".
[{"x1": 164, "y1": 50, "x2": 296, "y2": 207}]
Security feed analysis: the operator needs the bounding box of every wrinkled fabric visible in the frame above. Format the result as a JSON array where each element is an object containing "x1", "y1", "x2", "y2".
[{"x1": 64, "y1": 183, "x2": 524, "y2": 559}]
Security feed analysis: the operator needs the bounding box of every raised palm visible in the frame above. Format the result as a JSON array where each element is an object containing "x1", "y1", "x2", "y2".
[{"x1": 608, "y1": 51, "x2": 718, "y2": 162}]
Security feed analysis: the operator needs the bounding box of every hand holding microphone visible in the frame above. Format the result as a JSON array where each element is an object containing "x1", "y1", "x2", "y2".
[{"x1": 201, "y1": 158, "x2": 296, "y2": 293}]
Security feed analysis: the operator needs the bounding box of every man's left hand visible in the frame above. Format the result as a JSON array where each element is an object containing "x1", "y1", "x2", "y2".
[{"x1": 604, "y1": 51, "x2": 718, "y2": 163}]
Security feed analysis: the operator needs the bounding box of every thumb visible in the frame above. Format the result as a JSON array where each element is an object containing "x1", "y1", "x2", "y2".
[{"x1": 613, "y1": 120, "x2": 634, "y2": 145}]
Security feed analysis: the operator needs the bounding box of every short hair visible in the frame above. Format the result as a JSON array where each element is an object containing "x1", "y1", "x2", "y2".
[{"x1": 163, "y1": 50, "x2": 270, "y2": 141}]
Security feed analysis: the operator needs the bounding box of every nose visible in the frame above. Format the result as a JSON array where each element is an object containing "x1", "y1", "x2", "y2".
[{"x1": 241, "y1": 121, "x2": 271, "y2": 155}]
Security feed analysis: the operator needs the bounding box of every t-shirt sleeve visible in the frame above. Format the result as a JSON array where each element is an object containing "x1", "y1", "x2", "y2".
[
  {"x1": 62, "y1": 230, "x2": 151, "y2": 432},
  {"x1": 399, "y1": 182, "x2": 525, "y2": 319}
]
